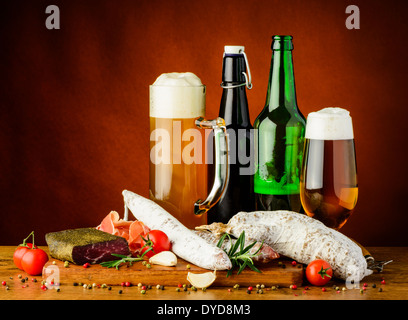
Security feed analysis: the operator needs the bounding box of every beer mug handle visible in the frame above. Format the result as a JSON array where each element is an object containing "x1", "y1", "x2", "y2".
[{"x1": 194, "y1": 117, "x2": 229, "y2": 215}]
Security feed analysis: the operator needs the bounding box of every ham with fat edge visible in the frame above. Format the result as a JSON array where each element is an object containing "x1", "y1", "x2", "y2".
[{"x1": 96, "y1": 211, "x2": 150, "y2": 254}]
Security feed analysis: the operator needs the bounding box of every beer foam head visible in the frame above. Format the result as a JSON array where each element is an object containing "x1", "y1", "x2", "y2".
[
  {"x1": 305, "y1": 107, "x2": 354, "y2": 140},
  {"x1": 150, "y1": 72, "x2": 205, "y2": 118}
]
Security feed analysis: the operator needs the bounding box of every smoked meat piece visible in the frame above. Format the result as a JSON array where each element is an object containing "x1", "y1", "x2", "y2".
[{"x1": 45, "y1": 228, "x2": 130, "y2": 264}]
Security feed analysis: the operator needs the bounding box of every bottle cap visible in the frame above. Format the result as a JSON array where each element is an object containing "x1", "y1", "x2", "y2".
[{"x1": 224, "y1": 46, "x2": 245, "y2": 55}]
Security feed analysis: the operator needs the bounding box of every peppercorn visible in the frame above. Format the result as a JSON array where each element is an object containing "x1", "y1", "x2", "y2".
[
  {"x1": 1, "y1": 281, "x2": 6, "y2": 286},
  {"x1": 141, "y1": 290, "x2": 146, "y2": 294},
  {"x1": 191, "y1": 286, "x2": 197, "y2": 291},
  {"x1": 372, "y1": 283, "x2": 376, "y2": 288},
  {"x1": 160, "y1": 285, "x2": 165, "y2": 290},
  {"x1": 176, "y1": 287, "x2": 181, "y2": 292},
  {"x1": 73, "y1": 282, "x2": 78, "y2": 286},
  {"x1": 202, "y1": 287, "x2": 207, "y2": 292},
  {"x1": 186, "y1": 264, "x2": 191, "y2": 269},
  {"x1": 146, "y1": 264, "x2": 151, "y2": 269},
  {"x1": 64, "y1": 261, "x2": 69, "y2": 268},
  {"x1": 246, "y1": 289, "x2": 251, "y2": 294},
  {"x1": 378, "y1": 287, "x2": 383, "y2": 292},
  {"x1": 156, "y1": 284, "x2": 161, "y2": 289},
  {"x1": 118, "y1": 289, "x2": 123, "y2": 294},
  {"x1": 183, "y1": 287, "x2": 187, "y2": 291},
  {"x1": 56, "y1": 288, "x2": 60, "y2": 292}
]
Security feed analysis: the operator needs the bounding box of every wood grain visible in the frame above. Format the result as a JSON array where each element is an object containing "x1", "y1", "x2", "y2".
[
  {"x1": 0, "y1": 246, "x2": 406, "y2": 300},
  {"x1": 41, "y1": 256, "x2": 303, "y2": 287}
]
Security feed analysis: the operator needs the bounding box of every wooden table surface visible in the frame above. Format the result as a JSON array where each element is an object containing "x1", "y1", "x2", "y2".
[{"x1": 0, "y1": 246, "x2": 407, "y2": 302}]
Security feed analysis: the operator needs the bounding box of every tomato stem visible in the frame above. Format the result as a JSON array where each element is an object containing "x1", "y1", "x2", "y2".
[{"x1": 20, "y1": 231, "x2": 35, "y2": 248}]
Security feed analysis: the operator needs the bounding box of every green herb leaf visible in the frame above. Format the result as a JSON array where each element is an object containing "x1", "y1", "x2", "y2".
[{"x1": 216, "y1": 230, "x2": 263, "y2": 277}]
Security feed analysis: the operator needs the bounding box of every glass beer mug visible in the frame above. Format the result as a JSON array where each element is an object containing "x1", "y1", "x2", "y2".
[
  {"x1": 300, "y1": 108, "x2": 358, "y2": 229},
  {"x1": 149, "y1": 72, "x2": 229, "y2": 229}
]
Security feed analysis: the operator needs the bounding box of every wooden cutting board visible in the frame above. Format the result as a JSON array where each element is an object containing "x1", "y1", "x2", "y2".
[{"x1": 42, "y1": 258, "x2": 303, "y2": 287}]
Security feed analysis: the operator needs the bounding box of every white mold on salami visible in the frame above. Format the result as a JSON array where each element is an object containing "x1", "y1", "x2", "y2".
[
  {"x1": 203, "y1": 210, "x2": 372, "y2": 282},
  {"x1": 122, "y1": 190, "x2": 232, "y2": 271}
]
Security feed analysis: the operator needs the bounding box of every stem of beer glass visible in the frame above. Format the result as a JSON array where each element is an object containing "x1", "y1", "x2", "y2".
[{"x1": 194, "y1": 117, "x2": 229, "y2": 215}]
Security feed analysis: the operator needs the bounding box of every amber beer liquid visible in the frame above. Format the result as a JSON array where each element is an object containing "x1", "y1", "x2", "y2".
[
  {"x1": 300, "y1": 108, "x2": 358, "y2": 229},
  {"x1": 149, "y1": 73, "x2": 208, "y2": 229}
]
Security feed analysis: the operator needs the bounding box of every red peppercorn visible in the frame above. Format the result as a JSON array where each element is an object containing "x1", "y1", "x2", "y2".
[
  {"x1": 125, "y1": 281, "x2": 131, "y2": 287},
  {"x1": 381, "y1": 279, "x2": 386, "y2": 285},
  {"x1": 291, "y1": 284, "x2": 297, "y2": 290},
  {"x1": 141, "y1": 285, "x2": 147, "y2": 290},
  {"x1": 121, "y1": 282, "x2": 125, "y2": 286},
  {"x1": 247, "y1": 286, "x2": 253, "y2": 291},
  {"x1": 322, "y1": 287, "x2": 326, "y2": 292},
  {"x1": 1, "y1": 281, "x2": 6, "y2": 286},
  {"x1": 83, "y1": 263, "x2": 90, "y2": 268},
  {"x1": 363, "y1": 283, "x2": 367, "y2": 287},
  {"x1": 291, "y1": 261, "x2": 297, "y2": 266},
  {"x1": 178, "y1": 283, "x2": 183, "y2": 288}
]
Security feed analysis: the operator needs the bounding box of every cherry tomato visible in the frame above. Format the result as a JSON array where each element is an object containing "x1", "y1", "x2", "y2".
[
  {"x1": 140, "y1": 230, "x2": 171, "y2": 258},
  {"x1": 13, "y1": 243, "x2": 37, "y2": 270},
  {"x1": 306, "y1": 259, "x2": 333, "y2": 286},
  {"x1": 20, "y1": 248, "x2": 49, "y2": 276}
]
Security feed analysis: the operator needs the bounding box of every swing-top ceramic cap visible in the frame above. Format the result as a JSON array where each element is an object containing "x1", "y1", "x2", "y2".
[{"x1": 224, "y1": 46, "x2": 245, "y2": 54}]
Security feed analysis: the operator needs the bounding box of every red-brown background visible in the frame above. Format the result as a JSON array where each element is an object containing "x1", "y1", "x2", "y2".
[{"x1": 1, "y1": 0, "x2": 407, "y2": 246}]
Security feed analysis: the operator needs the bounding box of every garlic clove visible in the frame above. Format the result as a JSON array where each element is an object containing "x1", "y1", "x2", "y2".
[
  {"x1": 148, "y1": 251, "x2": 177, "y2": 266},
  {"x1": 187, "y1": 270, "x2": 217, "y2": 289}
]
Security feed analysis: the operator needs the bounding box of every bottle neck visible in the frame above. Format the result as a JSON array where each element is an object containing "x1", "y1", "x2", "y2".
[
  {"x1": 219, "y1": 54, "x2": 251, "y2": 127},
  {"x1": 265, "y1": 46, "x2": 298, "y2": 112}
]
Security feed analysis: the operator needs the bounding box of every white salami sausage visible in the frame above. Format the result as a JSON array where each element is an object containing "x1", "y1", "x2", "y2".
[
  {"x1": 202, "y1": 210, "x2": 373, "y2": 281},
  {"x1": 122, "y1": 190, "x2": 232, "y2": 270}
]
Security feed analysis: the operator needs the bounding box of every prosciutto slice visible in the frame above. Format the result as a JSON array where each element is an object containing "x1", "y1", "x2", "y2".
[{"x1": 96, "y1": 211, "x2": 150, "y2": 254}]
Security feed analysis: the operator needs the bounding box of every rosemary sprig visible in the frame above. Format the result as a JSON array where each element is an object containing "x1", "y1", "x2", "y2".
[
  {"x1": 216, "y1": 231, "x2": 263, "y2": 277},
  {"x1": 100, "y1": 246, "x2": 153, "y2": 269}
]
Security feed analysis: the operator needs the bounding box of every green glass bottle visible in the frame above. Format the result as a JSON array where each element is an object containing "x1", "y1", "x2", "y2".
[{"x1": 254, "y1": 35, "x2": 306, "y2": 212}]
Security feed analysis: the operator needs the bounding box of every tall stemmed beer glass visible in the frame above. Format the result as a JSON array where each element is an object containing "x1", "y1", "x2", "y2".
[{"x1": 300, "y1": 108, "x2": 358, "y2": 229}]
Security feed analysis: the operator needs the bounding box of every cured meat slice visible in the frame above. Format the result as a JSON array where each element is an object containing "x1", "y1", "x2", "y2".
[
  {"x1": 96, "y1": 211, "x2": 150, "y2": 254},
  {"x1": 45, "y1": 228, "x2": 130, "y2": 265}
]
